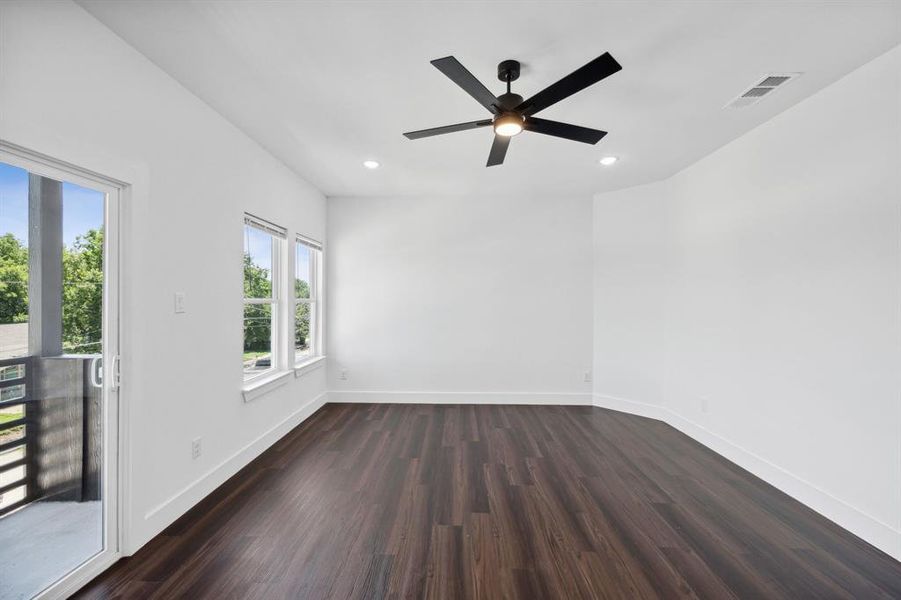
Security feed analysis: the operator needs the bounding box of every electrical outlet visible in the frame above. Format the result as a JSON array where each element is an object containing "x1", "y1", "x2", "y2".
[
  {"x1": 700, "y1": 397, "x2": 709, "y2": 414},
  {"x1": 583, "y1": 370, "x2": 593, "y2": 383},
  {"x1": 191, "y1": 437, "x2": 202, "y2": 460},
  {"x1": 174, "y1": 292, "x2": 186, "y2": 314},
  {"x1": 339, "y1": 369, "x2": 348, "y2": 381}
]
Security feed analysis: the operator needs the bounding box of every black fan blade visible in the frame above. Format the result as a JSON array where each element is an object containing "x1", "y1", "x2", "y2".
[
  {"x1": 404, "y1": 120, "x2": 492, "y2": 140},
  {"x1": 486, "y1": 134, "x2": 510, "y2": 167},
  {"x1": 516, "y1": 52, "x2": 621, "y2": 116},
  {"x1": 524, "y1": 117, "x2": 607, "y2": 144},
  {"x1": 431, "y1": 56, "x2": 499, "y2": 114}
]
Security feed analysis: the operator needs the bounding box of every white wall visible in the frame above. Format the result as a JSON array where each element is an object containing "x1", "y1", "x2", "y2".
[
  {"x1": 0, "y1": 0, "x2": 327, "y2": 553},
  {"x1": 328, "y1": 194, "x2": 593, "y2": 404},
  {"x1": 593, "y1": 45, "x2": 901, "y2": 559},
  {"x1": 593, "y1": 182, "x2": 667, "y2": 407}
]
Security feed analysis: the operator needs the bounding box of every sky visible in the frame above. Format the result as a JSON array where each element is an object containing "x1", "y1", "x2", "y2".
[
  {"x1": 245, "y1": 224, "x2": 312, "y2": 284},
  {"x1": 245, "y1": 225, "x2": 274, "y2": 277},
  {"x1": 295, "y1": 243, "x2": 311, "y2": 286},
  {"x1": 0, "y1": 161, "x2": 104, "y2": 248}
]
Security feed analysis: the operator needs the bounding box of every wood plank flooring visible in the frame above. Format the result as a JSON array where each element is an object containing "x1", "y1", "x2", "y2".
[{"x1": 77, "y1": 404, "x2": 901, "y2": 599}]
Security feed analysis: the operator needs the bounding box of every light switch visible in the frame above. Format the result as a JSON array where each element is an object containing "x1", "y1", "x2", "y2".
[{"x1": 174, "y1": 292, "x2": 186, "y2": 314}]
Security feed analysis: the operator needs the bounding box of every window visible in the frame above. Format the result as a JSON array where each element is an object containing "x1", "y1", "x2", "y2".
[
  {"x1": 294, "y1": 235, "x2": 322, "y2": 365},
  {"x1": 243, "y1": 215, "x2": 285, "y2": 381}
]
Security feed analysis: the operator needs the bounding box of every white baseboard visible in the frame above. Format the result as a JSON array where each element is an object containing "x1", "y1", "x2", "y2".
[
  {"x1": 590, "y1": 392, "x2": 666, "y2": 421},
  {"x1": 328, "y1": 390, "x2": 592, "y2": 405},
  {"x1": 593, "y1": 393, "x2": 901, "y2": 562},
  {"x1": 131, "y1": 391, "x2": 328, "y2": 554}
]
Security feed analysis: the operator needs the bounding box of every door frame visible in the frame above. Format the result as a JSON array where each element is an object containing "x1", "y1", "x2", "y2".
[{"x1": 0, "y1": 141, "x2": 126, "y2": 599}]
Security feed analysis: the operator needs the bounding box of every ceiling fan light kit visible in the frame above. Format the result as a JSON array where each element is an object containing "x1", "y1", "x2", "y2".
[
  {"x1": 403, "y1": 53, "x2": 622, "y2": 166},
  {"x1": 493, "y1": 113, "x2": 524, "y2": 137}
]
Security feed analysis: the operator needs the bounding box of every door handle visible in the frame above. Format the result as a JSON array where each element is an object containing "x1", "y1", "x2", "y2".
[
  {"x1": 89, "y1": 356, "x2": 103, "y2": 388},
  {"x1": 111, "y1": 354, "x2": 120, "y2": 390}
]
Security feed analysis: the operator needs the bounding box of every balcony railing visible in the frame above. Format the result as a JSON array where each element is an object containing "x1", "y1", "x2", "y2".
[
  {"x1": 0, "y1": 355, "x2": 33, "y2": 516},
  {"x1": 0, "y1": 354, "x2": 101, "y2": 517}
]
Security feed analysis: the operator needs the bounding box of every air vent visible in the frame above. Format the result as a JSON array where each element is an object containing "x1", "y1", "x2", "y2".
[
  {"x1": 758, "y1": 75, "x2": 791, "y2": 87},
  {"x1": 725, "y1": 72, "x2": 801, "y2": 108},
  {"x1": 742, "y1": 87, "x2": 773, "y2": 98}
]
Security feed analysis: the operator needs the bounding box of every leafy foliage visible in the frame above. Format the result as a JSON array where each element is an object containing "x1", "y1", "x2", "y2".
[
  {"x1": 62, "y1": 229, "x2": 103, "y2": 353},
  {"x1": 243, "y1": 253, "x2": 272, "y2": 353},
  {"x1": 0, "y1": 233, "x2": 28, "y2": 324},
  {"x1": 295, "y1": 299, "x2": 310, "y2": 353},
  {"x1": 295, "y1": 278, "x2": 311, "y2": 353},
  {"x1": 295, "y1": 278, "x2": 309, "y2": 299},
  {"x1": 243, "y1": 252, "x2": 272, "y2": 299},
  {"x1": 0, "y1": 229, "x2": 105, "y2": 354}
]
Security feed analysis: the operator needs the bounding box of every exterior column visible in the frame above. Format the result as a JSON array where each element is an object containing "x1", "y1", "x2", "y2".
[{"x1": 27, "y1": 174, "x2": 63, "y2": 357}]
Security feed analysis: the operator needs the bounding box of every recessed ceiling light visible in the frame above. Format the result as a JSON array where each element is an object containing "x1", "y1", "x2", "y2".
[
  {"x1": 599, "y1": 156, "x2": 618, "y2": 166},
  {"x1": 363, "y1": 160, "x2": 380, "y2": 169}
]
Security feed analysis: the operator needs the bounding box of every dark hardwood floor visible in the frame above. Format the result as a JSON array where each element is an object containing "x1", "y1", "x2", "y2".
[{"x1": 77, "y1": 403, "x2": 901, "y2": 599}]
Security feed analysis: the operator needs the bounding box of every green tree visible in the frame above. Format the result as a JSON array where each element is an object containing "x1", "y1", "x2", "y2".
[
  {"x1": 62, "y1": 228, "x2": 104, "y2": 353},
  {"x1": 0, "y1": 229, "x2": 106, "y2": 354},
  {"x1": 0, "y1": 233, "x2": 29, "y2": 325},
  {"x1": 294, "y1": 279, "x2": 310, "y2": 352},
  {"x1": 243, "y1": 253, "x2": 272, "y2": 354},
  {"x1": 294, "y1": 279, "x2": 309, "y2": 299}
]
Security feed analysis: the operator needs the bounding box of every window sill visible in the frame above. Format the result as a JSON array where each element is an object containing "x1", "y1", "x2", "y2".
[
  {"x1": 294, "y1": 355, "x2": 326, "y2": 378},
  {"x1": 242, "y1": 370, "x2": 292, "y2": 403}
]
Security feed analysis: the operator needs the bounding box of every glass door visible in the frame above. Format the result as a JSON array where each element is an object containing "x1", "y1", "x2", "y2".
[{"x1": 0, "y1": 148, "x2": 120, "y2": 600}]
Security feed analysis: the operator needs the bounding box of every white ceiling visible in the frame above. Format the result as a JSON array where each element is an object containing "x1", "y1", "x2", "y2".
[{"x1": 79, "y1": 1, "x2": 901, "y2": 198}]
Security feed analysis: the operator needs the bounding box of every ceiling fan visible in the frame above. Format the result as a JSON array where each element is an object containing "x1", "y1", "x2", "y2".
[{"x1": 403, "y1": 53, "x2": 622, "y2": 167}]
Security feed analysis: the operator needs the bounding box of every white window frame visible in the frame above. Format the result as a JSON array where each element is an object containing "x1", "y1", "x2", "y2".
[
  {"x1": 243, "y1": 214, "x2": 287, "y2": 384},
  {"x1": 293, "y1": 234, "x2": 323, "y2": 368}
]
